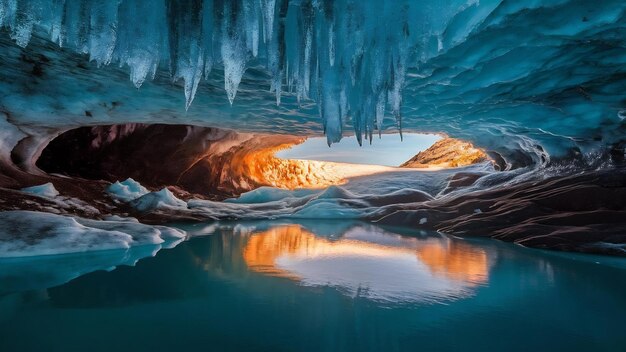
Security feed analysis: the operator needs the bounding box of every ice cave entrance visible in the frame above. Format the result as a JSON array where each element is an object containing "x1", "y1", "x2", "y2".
[{"x1": 276, "y1": 133, "x2": 442, "y2": 167}]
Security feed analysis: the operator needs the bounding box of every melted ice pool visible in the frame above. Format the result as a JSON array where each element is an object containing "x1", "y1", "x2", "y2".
[{"x1": 1, "y1": 221, "x2": 625, "y2": 351}]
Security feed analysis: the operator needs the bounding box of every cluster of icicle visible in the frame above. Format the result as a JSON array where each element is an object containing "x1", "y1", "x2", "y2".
[{"x1": 0, "y1": 0, "x2": 467, "y2": 144}]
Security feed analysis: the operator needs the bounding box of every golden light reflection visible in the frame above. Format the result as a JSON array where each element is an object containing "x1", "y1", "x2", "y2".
[
  {"x1": 416, "y1": 241, "x2": 489, "y2": 284},
  {"x1": 242, "y1": 225, "x2": 489, "y2": 285}
]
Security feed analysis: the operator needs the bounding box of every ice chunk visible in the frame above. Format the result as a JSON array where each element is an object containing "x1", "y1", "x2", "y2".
[
  {"x1": 0, "y1": 211, "x2": 132, "y2": 257},
  {"x1": 0, "y1": 211, "x2": 186, "y2": 258},
  {"x1": 76, "y1": 218, "x2": 185, "y2": 241},
  {"x1": 226, "y1": 187, "x2": 315, "y2": 204},
  {"x1": 21, "y1": 183, "x2": 59, "y2": 198},
  {"x1": 129, "y1": 188, "x2": 187, "y2": 212},
  {"x1": 107, "y1": 178, "x2": 149, "y2": 202}
]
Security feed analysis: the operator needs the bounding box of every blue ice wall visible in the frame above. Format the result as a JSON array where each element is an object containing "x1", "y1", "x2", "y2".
[{"x1": 1, "y1": 0, "x2": 625, "y2": 166}]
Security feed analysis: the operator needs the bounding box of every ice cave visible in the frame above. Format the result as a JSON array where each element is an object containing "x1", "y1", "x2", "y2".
[{"x1": 1, "y1": 1, "x2": 626, "y2": 351}]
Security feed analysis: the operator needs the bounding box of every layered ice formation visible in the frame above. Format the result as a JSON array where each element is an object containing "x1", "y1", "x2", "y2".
[
  {"x1": 0, "y1": 0, "x2": 625, "y2": 166},
  {"x1": 0, "y1": 210, "x2": 186, "y2": 257}
]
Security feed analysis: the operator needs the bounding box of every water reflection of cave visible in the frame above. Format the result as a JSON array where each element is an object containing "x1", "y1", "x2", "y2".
[{"x1": 241, "y1": 225, "x2": 490, "y2": 303}]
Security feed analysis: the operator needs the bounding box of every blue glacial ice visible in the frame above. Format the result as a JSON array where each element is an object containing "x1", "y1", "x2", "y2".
[
  {"x1": 107, "y1": 179, "x2": 188, "y2": 212},
  {"x1": 0, "y1": 210, "x2": 186, "y2": 257},
  {"x1": 0, "y1": 0, "x2": 625, "y2": 166},
  {"x1": 107, "y1": 178, "x2": 149, "y2": 202},
  {"x1": 21, "y1": 182, "x2": 59, "y2": 198},
  {"x1": 129, "y1": 188, "x2": 188, "y2": 212}
]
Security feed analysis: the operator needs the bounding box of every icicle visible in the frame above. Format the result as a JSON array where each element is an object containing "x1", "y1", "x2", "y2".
[
  {"x1": 11, "y1": 0, "x2": 37, "y2": 47},
  {"x1": 221, "y1": 0, "x2": 247, "y2": 105},
  {"x1": 375, "y1": 92, "x2": 385, "y2": 137},
  {"x1": 260, "y1": 0, "x2": 276, "y2": 42},
  {"x1": 201, "y1": 0, "x2": 214, "y2": 79},
  {"x1": 222, "y1": 41, "x2": 246, "y2": 104},
  {"x1": 328, "y1": 22, "x2": 334, "y2": 67},
  {"x1": 167, "y1": 0, "x2": 205, "y2": 109},
  {"x1": 89, "y1": 1, "x2": 119, "y2": 67},
  {"x1": 0, "y1": 0, "x2": 461, "y2": 143},
  {"x1": 0, "y1": 0, "x2": 14, "y2": 27},
  {"x1": 48, "y1": 0, "x2": 64, "y2": 44}
]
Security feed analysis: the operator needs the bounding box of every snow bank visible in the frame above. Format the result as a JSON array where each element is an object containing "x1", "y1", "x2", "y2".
[{"x1": 0, "y1": 211, "x2": 185, "y2": 258}]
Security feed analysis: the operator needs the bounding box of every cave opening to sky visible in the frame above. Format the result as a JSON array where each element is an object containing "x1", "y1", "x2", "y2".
[{"x1": 276, "y1": 133, "x2": 441, "y2": 166}]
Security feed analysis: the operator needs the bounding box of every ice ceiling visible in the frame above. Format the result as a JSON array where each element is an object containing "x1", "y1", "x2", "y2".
[{"x1": 1, "y1": 0, "x2": 626, "y2": 167}]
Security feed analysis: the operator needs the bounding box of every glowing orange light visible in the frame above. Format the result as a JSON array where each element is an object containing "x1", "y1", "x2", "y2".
[
  {"x1": 242, "y1": 225, "x2": 489, "y2": 285},
  {"x1": 236, "y1": 141, "x2": 395, "y2": 190},
  {"x1": 416, "y1": 241, "x2": 489, "y2": 284}
]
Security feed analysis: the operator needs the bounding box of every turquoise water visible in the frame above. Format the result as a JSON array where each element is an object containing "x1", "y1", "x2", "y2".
[{"x1": 1, "y1": 221, "x2": 626, "y2": 351}]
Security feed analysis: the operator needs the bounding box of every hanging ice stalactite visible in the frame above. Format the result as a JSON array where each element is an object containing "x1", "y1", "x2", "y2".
[{"x1": 0, "y1": 0, "x2": 470, "y2": 143}]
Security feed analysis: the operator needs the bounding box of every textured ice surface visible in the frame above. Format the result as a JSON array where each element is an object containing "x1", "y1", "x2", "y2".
[
  {"x1": 108, "y1": 179, "x2": 188, "y2": 212},
  {"x1": 1, "y1": 0, "x2": 625, "y2": 163},
  {"x1": 107, "y1": 178, "x2": 150, "y2": 202},
  {"x1": 0, "y1": 211, "x2": 185, "y2": 258},
  {"x1": 187, "y1": 163, "x2": 493, "y2": 220},
  {"x1": 129, "y1": 188, "x2": 187, "y2": 212},
  {"x1": 21, "y1": 183, "x2": 59, "y2": 198}
]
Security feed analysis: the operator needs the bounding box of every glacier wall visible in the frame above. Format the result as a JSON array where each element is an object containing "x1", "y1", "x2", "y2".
[{"x1": 1, "y1": 0, "x2": 626, "y2": 167}]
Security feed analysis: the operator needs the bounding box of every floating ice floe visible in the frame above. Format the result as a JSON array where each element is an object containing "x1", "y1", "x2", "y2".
[{"x1": 0, "y1": 211, "x2": 185, "y2": 258}]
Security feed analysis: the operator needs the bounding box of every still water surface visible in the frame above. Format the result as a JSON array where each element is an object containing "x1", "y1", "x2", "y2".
[{"x1": 1, "y1": 221, "x2": 625, "y2": 351}]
